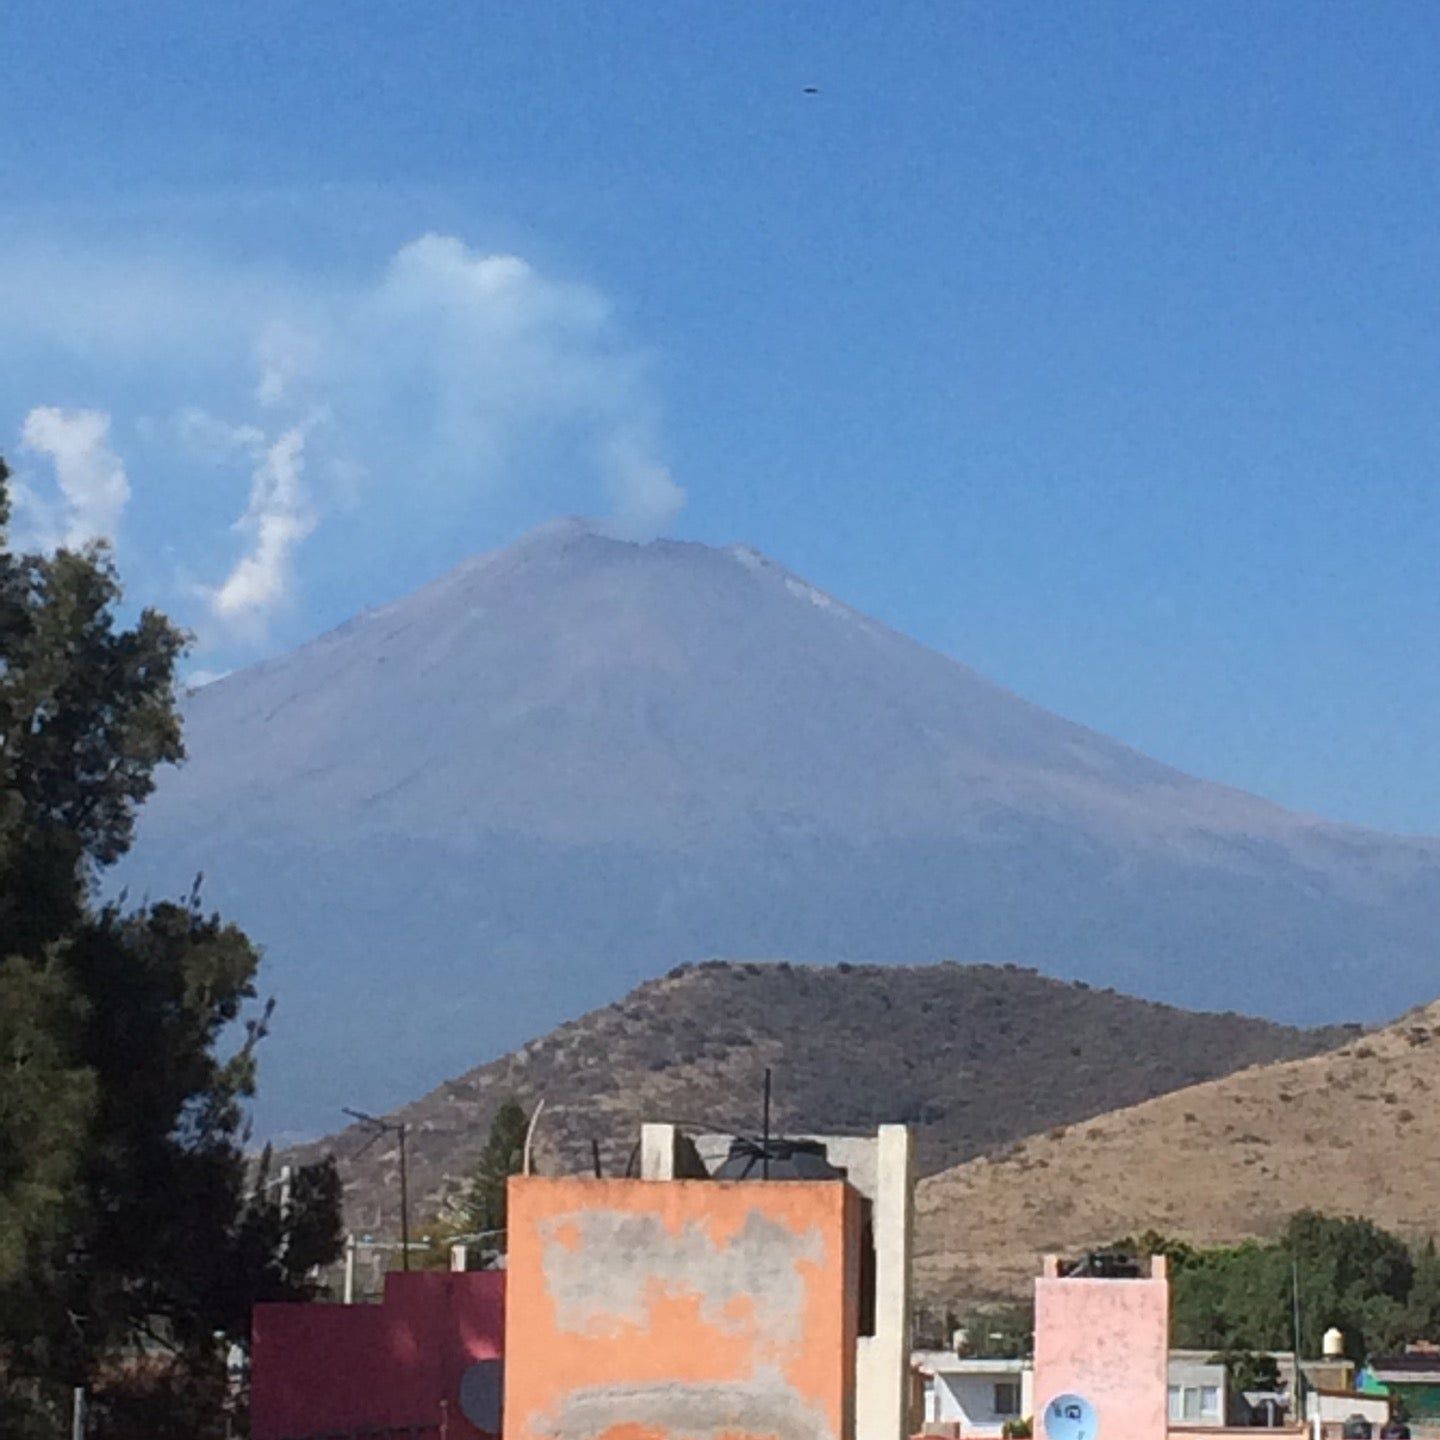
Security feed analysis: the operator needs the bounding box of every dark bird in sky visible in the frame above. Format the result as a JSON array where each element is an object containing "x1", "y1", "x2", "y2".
[{"x1": 803, "y1": 85, "x2": 820, "y2": 94}]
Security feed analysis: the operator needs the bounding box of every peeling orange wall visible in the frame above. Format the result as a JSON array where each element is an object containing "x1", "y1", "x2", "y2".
[{"x1": 505, "y1": 1176, "x2": 860, "y2": 1440}]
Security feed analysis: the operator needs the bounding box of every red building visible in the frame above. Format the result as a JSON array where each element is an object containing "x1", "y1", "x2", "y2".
[{"x1": 251, "y1": 1269, "x2": 504, "y2": 1440}]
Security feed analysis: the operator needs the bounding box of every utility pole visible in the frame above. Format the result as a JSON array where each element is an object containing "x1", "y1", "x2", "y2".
[
  {"x1": 398, "y1": 1121, "x2": 409, "y2": 1269},
  {"x1": 278, "y1": 1163, "x2": 292, "y2": 1258},
  {"x1": 344, "y1": 1108, "x2": 412, "y2": 1271},
  {"x1": 343, "y1": 1233, "x2": 357, "y2": 1304},
  {"x1": 1292, "y1": 1256, "x2": 1306, "y2": 1421}
]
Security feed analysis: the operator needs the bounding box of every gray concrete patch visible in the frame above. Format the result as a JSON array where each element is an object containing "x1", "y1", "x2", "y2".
[
  {"x1": 539, "y1": 1207, "x2": 824, "y2": 1343},
  {"x1": 536, "y1": 1372, "x2": 836, "y2": 1440}
]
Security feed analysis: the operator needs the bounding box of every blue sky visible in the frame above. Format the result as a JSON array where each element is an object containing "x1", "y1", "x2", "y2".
[{"x1": 4, "y1": 1, "x2": 1440, "y2": 832}]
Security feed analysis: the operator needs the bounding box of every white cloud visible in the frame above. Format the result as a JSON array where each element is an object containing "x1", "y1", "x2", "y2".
[
  {"x1": 210, "y1": 425, "x2": 315, "y2": 628},
  {"x1": 17, "y1": 407, "x2": 131, "y2": 549}
]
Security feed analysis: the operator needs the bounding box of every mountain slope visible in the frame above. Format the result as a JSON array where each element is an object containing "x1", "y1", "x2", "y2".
[
  {"x1": 913, "y1": 1000, "x2": 1440, "y2": 1305},
  {"x1": 283, "y1": 959, "x2": 1347, "y2": 1235},
  {"x1": 121, "y1": 520, "x2": 1440, "y2": 1136}
]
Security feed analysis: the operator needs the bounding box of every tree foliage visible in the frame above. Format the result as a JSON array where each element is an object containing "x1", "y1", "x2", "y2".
[
  {"x1": 953, "y1": 1300, "x2": 1035, "y2": 1359},
  {"x1": 0, "y1": 458, "x2": 342, "y2": 1438},
  {"x1": 462, "y1": 1098, "x2": 529, "y2": 1243},
  {"x1": 1123, "y1": 1211, "x2": 1429, "y2": 1363},
  {"x1": 419, "y1": 1100, "x2": 529, "y2": 1271}
]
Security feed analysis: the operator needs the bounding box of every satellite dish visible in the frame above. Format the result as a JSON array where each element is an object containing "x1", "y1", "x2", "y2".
[
  {"x1": 459, "y1": 1359, "x2": 504, "y2": 1435},
  {"x1": 1044, "y1": 1393, "x2": 1098, "y2": 1440}
]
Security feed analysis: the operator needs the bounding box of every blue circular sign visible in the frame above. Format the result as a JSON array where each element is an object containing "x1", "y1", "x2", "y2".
[{"x1": 1043, "y1": 1393, "x2": 1098, "y2": 1440}]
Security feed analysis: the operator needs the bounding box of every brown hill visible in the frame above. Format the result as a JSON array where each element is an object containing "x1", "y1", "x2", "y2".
[
  {"x1": 287, "y1": 960, "x2": 1346, "y2": 1236},
  {"x1": 914, "y1": 999, "x2": 1440, "y2": 1307}
]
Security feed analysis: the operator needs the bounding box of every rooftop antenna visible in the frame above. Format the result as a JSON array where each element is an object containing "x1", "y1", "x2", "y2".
[
  {"x1": 522, "y1": 1098, "x2": 546, "y2": 1176},
  {"x1": 344, "y1": 1108, "x2": 410, "y2": 1271},
  {"x1": 762, "y1": 1067, "x2": 772, "y2": 1181}
]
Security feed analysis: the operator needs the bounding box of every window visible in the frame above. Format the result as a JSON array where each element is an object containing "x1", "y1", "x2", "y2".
[
  {"x1": 994, "y1": 1381, "x2": 1021, "y2": 1417},
  {"x1": 857, "y1": 1202, "x2": 876, "y2": 1338},
  {"x1": 1169, "y1": 1384, "x2": 1222, "y2": 1423}
]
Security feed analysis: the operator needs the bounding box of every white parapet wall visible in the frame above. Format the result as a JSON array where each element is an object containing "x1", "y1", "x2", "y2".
[{"x1": 854, "y1": 1124, "x2": 916, "y2": 1440}]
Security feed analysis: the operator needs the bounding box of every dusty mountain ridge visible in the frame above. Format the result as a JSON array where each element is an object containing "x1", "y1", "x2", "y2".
[
  {"x1": 914, "y1": 998, "x2": 1440, "y2": 1305},
  {"x1": 287, "y1": 959, "x2": 1347, "y2": 1236},
  {"x1": 125, "y1": 521, "x2": 1440, "y2": 1136}
]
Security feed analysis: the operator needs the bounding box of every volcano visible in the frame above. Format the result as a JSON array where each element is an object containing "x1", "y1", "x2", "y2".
[{"x1": 124, "y1": 519, "x2": 1440, "y2": 1137}]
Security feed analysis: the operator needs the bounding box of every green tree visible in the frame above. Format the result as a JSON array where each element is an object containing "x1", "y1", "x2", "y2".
[
  {"x1": 1284, "y1": 1210, "x2": 1413, "y2": 1359},
  {"x1": 1162, "y1": 1212, "x2": 1419, "y2": 1363},
  {"x1": 1404, "y1": 1239, "x2": 1440, "y2": 1341},
  {"x1": 437, "y1": 1094, "x2": 529, "y2": 1267},
  {"x1": 422, "y1": 1100, "x2": 529, "y2": 1269},
  {"x1": 0, "y1": 458, "x2": 342, "y2": 1438},
  {"x1": 1209, "y1": 1350, "x2": 1281, "y2": 1395},
  {"x1": 953, "y1": 1301, "x2": 1034, "y2": 1358},
  {"x1": 463, "y1": 1099, "x2": 529, "y2": 1244}
]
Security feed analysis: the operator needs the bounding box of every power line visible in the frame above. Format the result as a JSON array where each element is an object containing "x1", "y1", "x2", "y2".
[{"x1": 343, "y1": 1108, "x2": 410, "y2": 1271}]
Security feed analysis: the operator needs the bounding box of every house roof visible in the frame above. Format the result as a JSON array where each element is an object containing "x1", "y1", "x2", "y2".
[
  {"x1": 914, "y1": 1353, "x2": 1030, "y2": 1375},
  {"x1": 1371, "y1": 1368, "x2": 1440, "y2": 1386}
]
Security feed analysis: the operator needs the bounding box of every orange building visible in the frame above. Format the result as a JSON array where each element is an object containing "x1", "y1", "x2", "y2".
[{"x1": 504, "y1": 1173, "x2": 862, "y2": 1440}]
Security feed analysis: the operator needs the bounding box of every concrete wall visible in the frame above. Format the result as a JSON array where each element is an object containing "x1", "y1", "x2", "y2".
[
  {"x1": 251, "y1": 1269, "x2": 504, "y2": 1440},
  {"x1": 504, "y1": 1174, "x2": 860, "y2": 1440},
  {"x1": 840, "y1": 1127, "x2": 915, "y2": 1440},
  {"x1": 1033, "y1": 1257, "x2": 1169, "y2": 1440},
  {"x1": 1310, "y1": 1391, "x2": 1389, "y2": 1428}
]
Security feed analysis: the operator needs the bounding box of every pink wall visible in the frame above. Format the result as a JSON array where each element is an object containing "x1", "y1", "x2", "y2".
[
  {"x1": 1033, "y1": 1258, "x2": 1169, "y2": 1440},
  {"x1": 251, "y1": 1270, "x2": 505, "y2": 1440}
]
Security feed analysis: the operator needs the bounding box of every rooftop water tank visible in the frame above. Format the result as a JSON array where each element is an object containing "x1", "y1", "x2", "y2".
[
  {"x1": 1325, "y1": 1327, "x2": 1346, "y2": 1358},
  {"x1": 711, "y1": 1136, "x2": 848, "y2": 1181}
]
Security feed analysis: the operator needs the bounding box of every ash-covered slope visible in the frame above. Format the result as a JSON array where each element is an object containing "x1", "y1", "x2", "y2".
[{"x1": 124, "y1": 520, "x2": 1440, "y2": 1137}]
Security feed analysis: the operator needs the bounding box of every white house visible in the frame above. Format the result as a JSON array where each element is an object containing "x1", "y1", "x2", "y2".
[
  {"x1": 915, "y1": 1355, "x2": 1033, "y2": 1437},
  {"x1": 916, "y1": 1352, "x2": 1229, "y2": 1434},
  {"x1": 1166, "y1": 1355, "x2": 1227, "y2": 1426}
]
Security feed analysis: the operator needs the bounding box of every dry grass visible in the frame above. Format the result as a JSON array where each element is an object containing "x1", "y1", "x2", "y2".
[{"x1": 914, "y1": 1000, "x2": 1440, "y2": 1306}]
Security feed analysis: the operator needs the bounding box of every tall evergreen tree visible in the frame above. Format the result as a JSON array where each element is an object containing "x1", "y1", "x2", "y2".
[
  {"x1": 0, "y1": 458, "x2": 342, "y2": 1438},
  {"x1": 463, "y1": 1099, "x2": 530, "y2": 1244}
]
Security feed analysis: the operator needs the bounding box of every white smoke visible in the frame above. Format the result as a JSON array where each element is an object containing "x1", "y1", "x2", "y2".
[
  {"x1": 171, "y1": 406, "x2": 265, "y2": 462},
  {"x1": 357, "y1": 234, "x2": 674, "y2": 531},
  {"x1": 1, "y1": 231, "x2": 682, "y2": 651},
  {"x1": 600, "y1": 426, "x2": 686, "y2": 540}
]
